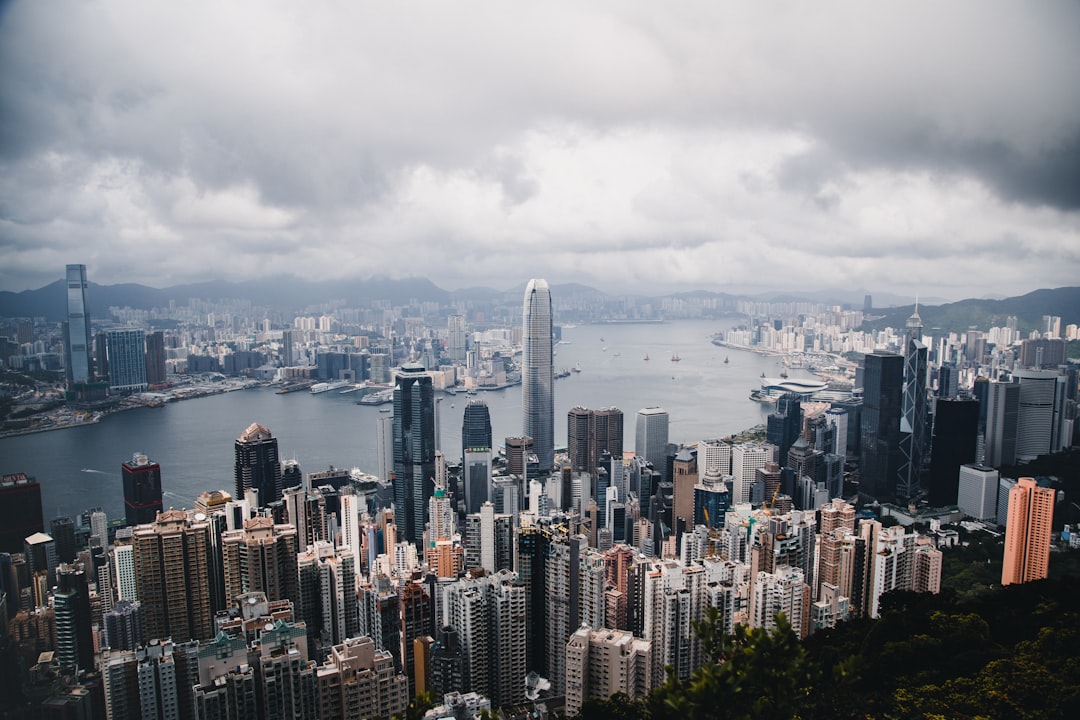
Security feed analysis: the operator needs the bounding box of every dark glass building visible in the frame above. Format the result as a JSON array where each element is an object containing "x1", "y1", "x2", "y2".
[
  {"x1": 393, "y1": 364, "x2": 436, "y2": 544},
  {"x1": 122, "y1": 453, "x2": 164, "y2": 526},
  {"x1": 927, "y1": 398, "x2": 980, "y2": 507},
  {"x1": 461, "y1": 399, "x2": 493, "y2": 453},
  {"x1": 860, "y1": 352, "x2": 904, "y2": 503},
  {"x1": 0, "y1": 473, "x2": 44, "y2": 554},
  {"x1": 234, "y1": 423, "x2": 283, "y2": 506}
]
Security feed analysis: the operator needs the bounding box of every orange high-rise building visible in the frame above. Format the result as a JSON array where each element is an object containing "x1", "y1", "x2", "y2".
[{"x1": 1001, "y1": 477, "x2": 1055, "y2": 586}]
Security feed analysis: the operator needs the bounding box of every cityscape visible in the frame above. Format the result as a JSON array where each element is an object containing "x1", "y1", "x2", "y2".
[
  {"x1": 2, "y1": 2, "x2": 1079, "y2": 719},
  {"x1": 0, "y1": 266, "x2": 1078, "y2": 718}
]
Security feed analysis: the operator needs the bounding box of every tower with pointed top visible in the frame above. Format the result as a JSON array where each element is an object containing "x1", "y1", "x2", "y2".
[
  {"x1": 522, "y1": 279, "x2": 554, "y2": 473},
  {"x1": 898, "y1": 303, "x2": 928, "y2": 501}
]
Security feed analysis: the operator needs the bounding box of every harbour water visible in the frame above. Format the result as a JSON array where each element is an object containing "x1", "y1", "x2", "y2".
[{"x1": 1, "y1": 319, "x2": 812, "y2": 521}]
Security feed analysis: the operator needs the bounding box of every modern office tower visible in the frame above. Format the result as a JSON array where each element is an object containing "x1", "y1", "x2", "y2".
[
  {"x1": 221, "y1": 517, "x2": 299, "y2": 608},
  {"x1": 122, "y1": 452, "x2": 164, "y2": 527},
  {"x1": 234, "y1": 422, "x2": 283, "y2": 506},
  {"x1": 898, "y1": 308, "x2": 929, "y2": 501},
  {"x1": 63, "y1": 264, "x2": 93, "y2": 388},
  {"x1": 393, "y1": 364, "x2": 436, "y2": 545},
  {"x1": 635, "y1": 407, "x2": 670, "y2": 479},
  {"x1": 1002, "y1": 477, "x2": 1055, "y2": 586},
  {"x1": 697, "y1": 439, "x2": 732, "y2": 477},
  {"x1": 0, "y1": 474, "x2": 44, "y2": 554},
  {"x1": 316, "y1": 635, "x2": 409, "y2": 720},
  {"x1": 105, "y1": 328, "x2": 148, "y2": 393},
  {"x1": 984, "y1": 380, "x2": 1020, "y2": 467},
  {"x1": 957, "y1": 464, "x2": 999, "y2": 521},
  {"x1": 927, "y1": 398, "x2": 980, "y2": 506},
  {"x1": 133, "y1": 509, "x2": 214, "y2": 642},
  {"x1": 49, "y1": 516, "x2": 76, "y2": 564},
  {"x1": 462, "y1": 398, "x2": 493, "y2": 451},
  {"x1": 1013, "y1": 370, "x2": 1067, "y2": 461},
  {"x1": 595, "y1": 407, "x2": 625, "y2": 466},
  {"x1": 104, "y1": 600, "x2": 143, "y2": 650},
  {"x1": 568, "y1": 406, "x2": 595, "y2": 474},
  {"x1": 447, "y1": 314, "x2": 467, "y2": 364},
  {"x1": 937, "y1": 364, "x2": 959, "y2": 398},
  {"x1": 280, "y1": 328, "x2": 296, "y2": 366},
  {"x1": 145, "y1": 330, "x2": 167, "y2": 386},
  {"x1": 731, "y1": 443, "x2": 771, "y2": 504},
  {"x1": 504, "y1": 435, "x2": 534, "y2": 477},
  {"x1": 860, "y1": 352, "x2": 905, "y2": 503},
  {"x1": 767, "y1": 393, "x2": 802, "y2": 471},
  {"x1": 693, "y1": 466, "x2": 731, "y2": 530},
  {"x1": 24, "y1": 532, "x2": 57, "y2": 595},
  {"x1": 443, "y1": 569, "x2": 527, "y2": 707},
  {"x1": 832, "y1": 397, "x2": 863, "y2": 458},
  {"x1": 522, "y1": 279, "x2": 555, "y2": 472},
  {"x1": 824, "y1": 407, "x2": 849, "y2": 459},
  {"x1": 671, "y1": 447, "x2": 698, "y2": 533},
  {"x1": 89, "y1": 508, "x2": 109, "y2": 549},
  {"x1": 297, "y1": 541, "x2": 358, "y2": 649},
  {"x1": 53, "y1": 564, "x2": 94, "y2": 673},
  {"x1": 565, "y1": 626, "x2": 653, "y2": 718}
]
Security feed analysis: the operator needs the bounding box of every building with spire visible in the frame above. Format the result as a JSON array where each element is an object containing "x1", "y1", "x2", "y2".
[
  {"x1": 898, "y1": 304, "x2": 928, "y2": 501},
  {"x1": 522, "y1": 279, "x2": 554, "y2": 473}
]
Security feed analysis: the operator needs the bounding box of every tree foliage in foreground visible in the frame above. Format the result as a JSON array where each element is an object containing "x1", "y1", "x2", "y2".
[{"x1": 572, "y1": 576, "x2": 1080, "y2": 720}]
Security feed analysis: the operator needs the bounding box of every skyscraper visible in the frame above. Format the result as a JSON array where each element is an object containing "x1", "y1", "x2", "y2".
[
  {"x1": 860, "y1": 352, "x2": 904, "y2": 503},
  {"x1": 1001, "y1": 477, "x2": 1055, "y2": 586},
  {"x1": 927, "y1": 398, "x2": 979, "y2": 507},
  {"x1": 522, "y1": 279, "x2": 554, "y2": 472},
  {"x1": 234, "y1": 422, "x2": 283, "y2": 506},
  {"x1": 393, "y1": 364, "x2": 436, "y2": 544},
  {"x1": 0, "y1": 473, "x2": 44, "y2": 554},
  {"x1": 447, "y1": 314, "x2": 467, "y2": 364},
  {"x1": 132, "y1": 509, "x2": 214, "y2": 642},
  {"x1": 898, "y1": 308, "x2": 928, "y2": 501},
  {"x1": 984, "y1": 380, "x2": 1020, "y2": 467},
  {"x1": 122, "y1": 453, "x2": 164, "y2": 526},
  {"x1": 63, "y1": 264, "x2": 92, "y2": 389},
  {"x1": 635, "y1": 408, "x2": 669, "y2": 478},
  {"x1": 106, "y1": 329, "x2": 148, "y2": 393},
  {"x1": 1012, "y1": 370, "x2": 1067, "y2": 461},
  {"x1": 145, "y1": 330, "x2": 167, "y2": 386},
  {"x1": 462, "y1": 400, "x2": 493, "y2": 515}
]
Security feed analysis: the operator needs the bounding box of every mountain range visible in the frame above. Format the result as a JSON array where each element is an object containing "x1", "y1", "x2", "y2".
[{"x1": 0, "y1": 276, "x2": 1076, "y2": 335}]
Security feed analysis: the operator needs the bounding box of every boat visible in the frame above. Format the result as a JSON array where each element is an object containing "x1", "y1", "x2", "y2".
[
  {"x1": 750, "y1": 389, "x2": 777, "y2": 404},
  {"x1": 555, "y1": 369, "x2": 571, "y2": 379},
  {"x1": 724, "y1": 356, "x2": 729, "y2": 364},
  {"x1": 571, "y1": 365, "x2": 582, "y2": 373},
  {"x1": 276, "y1": 380, "x2": 315, "y2": 394},
  {"x1": 358, "y1": 389, "x2": 394, "y2": 405},
  {"x1": 780, "y1": 370, "x2": 789, "y2": 379},
  {"x1": 311, "y1": 380, "x2": 349, "y2": 394},
  {"x1": 644, "y1": 354, "x2": 649, "y2": 361},
  {"x1": 671, "y1": 353, "x2": 681, "y2": 362},
  {"x1": 613, "y1": 352, "x2": 621, "y2": 357}
]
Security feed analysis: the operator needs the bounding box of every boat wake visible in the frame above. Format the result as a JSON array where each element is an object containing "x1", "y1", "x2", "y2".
[{"x1": 80, "y1": 468, "x2": 108, "y2": 474}]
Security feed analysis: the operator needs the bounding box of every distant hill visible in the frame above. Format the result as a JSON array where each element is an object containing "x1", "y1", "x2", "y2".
[{"x1": 867, "y1": 286, "x2": 1080, "y2": 335}]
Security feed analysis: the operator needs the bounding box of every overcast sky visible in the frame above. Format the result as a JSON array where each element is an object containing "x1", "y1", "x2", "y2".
[{"x1": 1, "y1": 1, "x2": 1078, "y2": 300}]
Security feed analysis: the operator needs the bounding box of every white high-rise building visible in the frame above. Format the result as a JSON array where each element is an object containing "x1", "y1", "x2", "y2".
[
  {"x1": 731, "y1": 444, "x2": 771, "y2": 504},
  {"x1": 565, "y1": 627, "x2": 652, "y2": 719},
  {"x1": 113, "y1": 544, "x2": 137, "y2": 602},
  {"x1": 635, "y1": 407, "x2": 670, "y2": 476},
  {"x1": 522, "y1": 279, "x2": 555, "y2": 472},
  {"x1": 698, "y1": 439, "x2": 732, "y2": 476},
  {"x1": 957, "y1": 464, "x2": 999, "y2": 521},
  {"x1": 339, "y1": 491, "x2": 363, "y2": 584}
]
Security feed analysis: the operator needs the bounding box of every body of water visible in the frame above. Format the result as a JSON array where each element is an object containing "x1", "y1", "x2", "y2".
[{"x1": 1, "y1": 319, "x2": 812, "y2": 521}]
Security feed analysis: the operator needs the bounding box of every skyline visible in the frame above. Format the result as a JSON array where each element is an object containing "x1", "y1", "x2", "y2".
[{"x1": 1, "y1": 1, "x2": 1079, "y2": 299}]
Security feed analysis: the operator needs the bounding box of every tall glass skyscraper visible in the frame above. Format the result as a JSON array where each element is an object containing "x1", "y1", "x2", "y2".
[
  {"x1": 860, "y1": 352, "x2": 904, "y2": 503},
  {"x1": 105, "y1": 328, "x2": 148, "y2": 393},
  {"x1": 635, "y1": 407, "x2": 669, "y2": 477},
  {"x1": 522, "y1": 279, "x2": 554, "y2": 472},
  {"x1": 393, "y1": 364, "x2": 436, "y2": 544},
  {"x1": 234, "y1": 422, "x2": 283, "y2": 505},
  {"x1": 63, "y1": 264, "x2": 92, "y2": 388},
  {"x1": 462, "y1": 399, "x2": 493, "y2": 514}
]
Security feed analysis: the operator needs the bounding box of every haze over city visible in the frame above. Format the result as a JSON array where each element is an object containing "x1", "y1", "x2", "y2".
[{"x1": 2, "y1": 0, "x2": 1079, "y2": 298}]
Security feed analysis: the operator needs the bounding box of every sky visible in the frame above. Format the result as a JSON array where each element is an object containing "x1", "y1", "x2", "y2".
[{"x1": 1, "y1": 1, "x2": 1078, "y2": 301}]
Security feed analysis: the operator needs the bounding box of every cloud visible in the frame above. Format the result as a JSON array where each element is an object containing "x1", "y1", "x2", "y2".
[{"x1": 0, "y1": 0, "x2": 1077, "y2": 299}]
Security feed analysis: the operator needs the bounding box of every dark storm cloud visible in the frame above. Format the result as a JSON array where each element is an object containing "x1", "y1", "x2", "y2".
[{"x1": 0, "y1": 0, "x2": 1077, "y2": 297}]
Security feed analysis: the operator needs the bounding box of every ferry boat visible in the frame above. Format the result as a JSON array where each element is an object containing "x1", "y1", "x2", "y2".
[
  {"x1": 671, "y1": 353, "x2": 681, "y2": 362},
  {"x1": 358, "y1": 389, "x2": 394, "y2": 405},
  {"x1": 311, "y1": 380, "x2": 350, "y2": 394}
]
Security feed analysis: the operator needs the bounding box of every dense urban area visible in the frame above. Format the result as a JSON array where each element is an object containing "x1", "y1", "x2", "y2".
[{"x1": 1, "y1": 267, "x2": 1078, "y2": 719}]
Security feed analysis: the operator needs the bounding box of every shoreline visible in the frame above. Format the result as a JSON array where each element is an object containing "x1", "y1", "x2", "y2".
[{"x1": 0, "y1": 379, "x2": 265, "y2": 440}]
